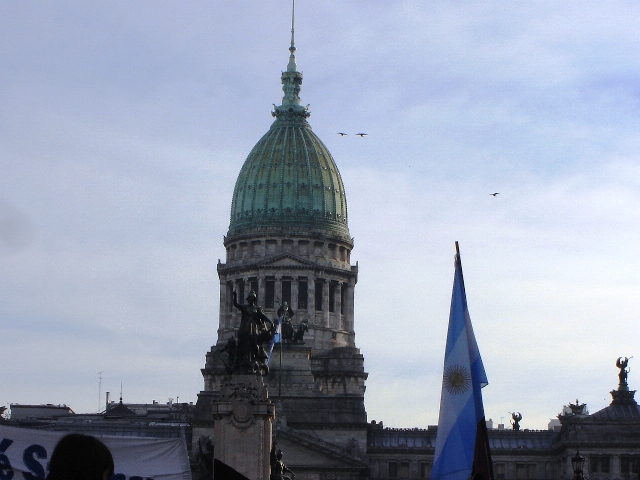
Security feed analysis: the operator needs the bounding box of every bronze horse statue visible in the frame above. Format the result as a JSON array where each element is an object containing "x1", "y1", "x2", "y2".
[
  {"x1": 281, "y1": 319, "x2": 308, "y2": 344},
  {"x1": 291, "y1": 319, "x2": 308, "y2": 344}
]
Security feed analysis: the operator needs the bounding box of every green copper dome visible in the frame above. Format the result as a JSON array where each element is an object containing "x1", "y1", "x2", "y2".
[{"x1": 228, "y1": 33, "x2": 349, "y2": 241}]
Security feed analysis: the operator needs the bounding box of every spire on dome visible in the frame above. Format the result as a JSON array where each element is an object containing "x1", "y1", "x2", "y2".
[
  {"x1": 287, "y1": 0, "x2": 297, "y2": 72},
  {"x1": 273, "y1": 0, "x2": 310, "y2": 120}
]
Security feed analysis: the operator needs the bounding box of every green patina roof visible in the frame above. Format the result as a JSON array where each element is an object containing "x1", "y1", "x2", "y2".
[{"x1": 228, "y1": 30, "x2": 349, "y2": 241}]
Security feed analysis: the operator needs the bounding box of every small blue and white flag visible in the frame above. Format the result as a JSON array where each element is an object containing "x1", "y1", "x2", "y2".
[
  {"x1": 431, "y1": 242, "x2": 493, "y2": 480},
  {"x1": 266, "y1": 311, "x2": 283, "y2": 365}
]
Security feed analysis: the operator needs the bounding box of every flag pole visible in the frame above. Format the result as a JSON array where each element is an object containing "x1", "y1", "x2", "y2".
[{"x1": 279, "y1": 311, "x2": 283, "y2": 398}]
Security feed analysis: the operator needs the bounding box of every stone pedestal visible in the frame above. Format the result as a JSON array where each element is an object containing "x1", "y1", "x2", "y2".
[{"x1": 212, "y1": 374, "x2": 275, "y2": 480}]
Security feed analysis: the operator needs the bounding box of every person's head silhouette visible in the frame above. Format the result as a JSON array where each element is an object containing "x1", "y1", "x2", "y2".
[{"x1": 46, "y1": 433, "x2": 114, "y2": 480}]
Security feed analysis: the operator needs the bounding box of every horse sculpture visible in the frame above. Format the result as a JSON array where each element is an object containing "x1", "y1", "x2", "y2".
[
  {"x1": 281, "y1": 317, "x2": 295, "y2": 343},
  {"x1": 281, "y1": 319, "x2": 308, "y2": 344},
  {"x1": 291, "y1": 320, "x2": 308, "y2": 344}
]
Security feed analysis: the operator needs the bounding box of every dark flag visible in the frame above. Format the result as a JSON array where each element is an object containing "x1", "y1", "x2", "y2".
[{"x1": 213, "y1": 458, "x2": 251, "y2": 480}]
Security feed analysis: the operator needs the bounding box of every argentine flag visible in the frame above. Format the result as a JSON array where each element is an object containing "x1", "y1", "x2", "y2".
[
  {"x1": 266, "y1": 311, "x2": 283, "y2": 365},
  {"x1": 432, "y1": 242, "x2": 493, "y2": 480}
]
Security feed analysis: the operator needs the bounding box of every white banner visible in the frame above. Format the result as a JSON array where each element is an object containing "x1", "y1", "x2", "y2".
[{"x1": 0, "y1": 425, "x2": 191, "y2": 480}]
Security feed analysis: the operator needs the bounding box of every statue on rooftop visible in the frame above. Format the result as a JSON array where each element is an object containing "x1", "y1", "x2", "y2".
[
  {"x1": 277, "y1": 303, "x2": 308, "y2": 344},
  {"x1": 568, "y1": 398, "x2": 587, "y2": 415},
  {"x1": 511, "y1": 412, "x2": 522, "y2": 431},
  {"x1": 232, "y1": 290, "x2": 275, "y2": 374},
  {"x1": 278, "y1": 303, "x2": 295, "y2": 343},
  {"x1": 616, "y1": 357, "x2": 630, "y2": 391}
]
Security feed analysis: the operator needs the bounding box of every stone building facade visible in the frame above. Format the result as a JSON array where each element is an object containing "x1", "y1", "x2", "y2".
[{"x1": 366, "y1": 376, "x2": 640, "y2": 480}]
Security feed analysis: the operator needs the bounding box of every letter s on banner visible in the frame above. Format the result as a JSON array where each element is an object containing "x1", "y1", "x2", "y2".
[
  {"x1": 23, "y1": 445, "x2": 47, "y2": 480},
  {"x1": 0, "y1": 438, "x2": 15, "y2": 480}
]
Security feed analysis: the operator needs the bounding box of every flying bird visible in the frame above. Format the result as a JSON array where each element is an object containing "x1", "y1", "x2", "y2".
[
  {"x1": 337, "y1": 132, "x2": 347, "y2": 136},
  {"x1": 490, "y1": 192, "x2": 499, "y2": 196},
  {"x1": 356, "y1": 133, "x2": 367, "y2": 137}
]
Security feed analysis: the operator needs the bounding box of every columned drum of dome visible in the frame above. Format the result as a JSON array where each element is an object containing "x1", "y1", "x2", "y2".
[{"x1": 219, "y1": 28, "x2": 358, "y2": 351}]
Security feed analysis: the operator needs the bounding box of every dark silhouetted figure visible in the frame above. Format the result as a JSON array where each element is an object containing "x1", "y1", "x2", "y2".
[
  {"x1": 617, "y1": 357, "x2": 630, "y2": 390},
  {"x1": 511, "y1": 412, "x2": 522, "y2": 431},
  {"x1": 271, "y1": 443, "x2": 295, "y2": 480},
  {"x1": 219, "y1": 337, "x2": 238, "y2": 374},
  {"x1": 46, "y1": 433, "x2": 114, "y2": 480},
  {"x1": 233, "y1": 290, "x2": 275, "y2": 374}
]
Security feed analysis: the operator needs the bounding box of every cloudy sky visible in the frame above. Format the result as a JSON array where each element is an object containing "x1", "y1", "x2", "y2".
[{"x1": 2, "y1": 1, "x2": 640, "y2": 430}]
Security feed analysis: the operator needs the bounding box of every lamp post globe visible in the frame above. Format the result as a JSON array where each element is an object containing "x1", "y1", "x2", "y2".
[{"x1": 571, "y1": 449, "x2": 585, "y2": 480}]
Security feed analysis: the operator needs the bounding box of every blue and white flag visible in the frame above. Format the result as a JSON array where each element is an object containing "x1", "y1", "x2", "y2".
[
  {"x1": 432, "y1": 242, "x2": 493, "y2": 480},
  {"x1": 266, "y1": 312, "x2": 282, "y2": 364}
]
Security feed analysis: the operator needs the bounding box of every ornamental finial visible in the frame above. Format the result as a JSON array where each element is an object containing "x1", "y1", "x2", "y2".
[
  {"x1": 287, "y1": 0, "x2": 296, "y2": 72},
  {"x1": 273, "y1": 0, "x2": 309, "y2": 120}
]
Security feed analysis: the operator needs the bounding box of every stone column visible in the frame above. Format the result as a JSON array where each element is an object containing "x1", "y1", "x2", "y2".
[
  {"x1": 212, "y1": 374, "x2": 275, "y2": 480},
  {"x1": 335, "y1": 282, "x2": 342, "y2": 330},
  {"x1": 310, "y1": 276, "x2": 317, "y2": 325},
  {"x1": 308, "y1": 277, "x2": 315, "y2": 322},
  {"x1": 291, "y1": 279, "x2": 299, "y2": 311},
  {"x1": 219, "y1": 281, "x2": 227, "y2": 329},
  {"x1": 322, "y1": 279, "x2": 330, "y2": 328},
  {"x1": 275, "y1": 275, "x2": 282, "y2": 309},
  {"x1": 345, "y1": 278, "x2": 355, "y2": 333},
  {"x1": 258, "y1": 274, "x2": 266, "y2": 305}
]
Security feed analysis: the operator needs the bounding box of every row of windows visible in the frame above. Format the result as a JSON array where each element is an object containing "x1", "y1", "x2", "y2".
[
  {"x1": 383, "y1": 457, "x2": 640, "y2": 480},
  {"x1": 387, "y1": 461, "x2": 431, "y2": 478},
  {"x1": 228, "y1": 278, "x2": 347, "y2": 314},
  {"x1": 494, "y1": 456, "x2": 639, "y2": 479},
  {"x1": 575, "y1": 454, "x2": 637, "y2": 475},
  {"x1": 384, "y1": 458, "x2": 637, "y2": 480},
  {"x1": 621, "y1": 455, "x2": 640, "y2": 474},
  {"x1": 591, "y1": 455, "x2": 611, "y2": 473},
  {"x1": 369, "y1": 435, "x2": 430, "y2": 448},
  {"x1": 492, "y1": 462, "x2": 538, "y2": 480},
  {"x1": 514, "y1": 463, "x2": 537, "y2": 480},
  {"x1": 227, "y1": 239, "x2": 350, "y2": 262}
]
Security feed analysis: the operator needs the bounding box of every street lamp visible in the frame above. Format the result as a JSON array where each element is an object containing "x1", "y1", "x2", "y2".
[{"x1": 571, "y1": 449, "x2": 585, "y2": 480}]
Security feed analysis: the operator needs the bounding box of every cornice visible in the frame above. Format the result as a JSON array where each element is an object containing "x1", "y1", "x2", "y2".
[{"x1": 218, "y1": 257, "x2": 357, "y2": 278}]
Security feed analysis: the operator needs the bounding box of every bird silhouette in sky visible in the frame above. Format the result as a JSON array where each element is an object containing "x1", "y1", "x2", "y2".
[
  {"x1": 356, "y1": 133, "x2": 367, "y2": 137},
  {"x1": 490, "y1": 192, "x2": 499, "y2": 196},
  {"x1": 337, "y1": 132, "x2": 347, "y2": 136}
]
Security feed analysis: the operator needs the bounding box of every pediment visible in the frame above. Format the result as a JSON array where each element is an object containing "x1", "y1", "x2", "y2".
[
  {"x1": 273, "y1": 427, "x2": 367, "y2": 471},
  {"x1": 259, "y1": 254, "x2": 315, "y2": 268}
]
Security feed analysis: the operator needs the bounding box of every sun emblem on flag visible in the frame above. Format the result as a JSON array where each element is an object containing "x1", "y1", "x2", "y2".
[{"x1": 444, "y1": 364, "x2": 471, "y2": 395}]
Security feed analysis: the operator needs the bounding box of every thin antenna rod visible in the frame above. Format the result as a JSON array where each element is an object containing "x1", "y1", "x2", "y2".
[
  {"x1": 98, "y1": 371, "x2": 103, "y2": 413},
  {"x1": 290, "y1": 0, "x2": 295, "y2": 50}
]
